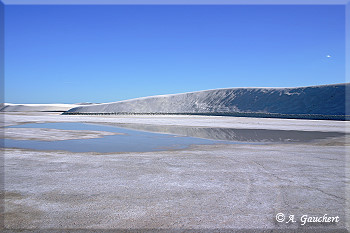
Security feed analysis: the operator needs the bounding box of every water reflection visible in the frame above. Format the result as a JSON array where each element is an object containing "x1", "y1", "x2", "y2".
[
  {"x1": 5, "y1": 123, "x2": 235, "y2": 153},
  {"x1": 107, "y1": 123, "x2": 345, "y2": 143},
  {"x1": 4, "y1": 122, "x2": 345, "y2": 153}
]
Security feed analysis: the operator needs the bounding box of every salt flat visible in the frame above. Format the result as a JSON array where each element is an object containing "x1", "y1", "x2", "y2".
[
  {"x1": 3, "y1": 112, "x2": 348, "y2": 132},
  {"x1": 2, "y1": 127, "x2": 120, "y2": 141},
  {"x1": 2, "y1": 112, "x2": 349, "y2": 231}
]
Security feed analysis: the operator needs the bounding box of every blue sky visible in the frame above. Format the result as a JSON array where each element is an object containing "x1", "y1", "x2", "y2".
[{"x1": 5, "y1": 5, "x2": 345, "y2": 104}]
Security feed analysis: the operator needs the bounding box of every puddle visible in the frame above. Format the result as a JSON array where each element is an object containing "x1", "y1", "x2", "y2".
[
  {"x1": 109, "y1": 123, "x2": 345, "y2": 143},
  {"x1": 4, "y1": 123, "x2": 236, "y2": 153},
  {"x1": 4, "y1": 122, "x2": 345, "y2": 153}
]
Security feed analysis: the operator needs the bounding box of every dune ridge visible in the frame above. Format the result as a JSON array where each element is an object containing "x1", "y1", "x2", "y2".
[{"x1": 65, "y1": 83, "x2": 349, "y2": 116}]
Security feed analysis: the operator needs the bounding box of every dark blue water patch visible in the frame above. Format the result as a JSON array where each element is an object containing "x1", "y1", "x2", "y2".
[{"x1": 5, "y1": 123, "x2": 239, "y2": 153}]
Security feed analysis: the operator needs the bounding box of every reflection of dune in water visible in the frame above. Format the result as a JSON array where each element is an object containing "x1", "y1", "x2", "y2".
[{"x1": 110, "y1": 124, "x2": 345, "y2": 143}]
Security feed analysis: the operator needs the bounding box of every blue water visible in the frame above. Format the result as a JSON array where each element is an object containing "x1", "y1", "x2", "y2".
[{"x1": 4, "y1": 123, "x2": 235, "y2": 153}]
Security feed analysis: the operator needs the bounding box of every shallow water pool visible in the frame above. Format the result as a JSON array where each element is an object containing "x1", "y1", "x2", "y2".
[
  {"x1": 4, "y1": 123, "x2": 236, "y2": 153},
  {"x1": 4, "y1": 122, "x2": 344, "y2": 153}
]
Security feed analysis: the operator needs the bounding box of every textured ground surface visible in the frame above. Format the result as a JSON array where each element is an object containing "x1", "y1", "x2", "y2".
[
  {"x1": 2, "y1": 127, "x2": 120, "y2": 141},
  {"x1": 1, "y1": 113, "x2": 349, "y2": 231},
  {"x1": 2, "y1": 112, "x2": 347, "y2": 132}
]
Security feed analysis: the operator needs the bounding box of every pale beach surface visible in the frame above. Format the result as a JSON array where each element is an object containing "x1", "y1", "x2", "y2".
[{"x1": 1, "y1": 112, "x2": 349, "y2": 231}]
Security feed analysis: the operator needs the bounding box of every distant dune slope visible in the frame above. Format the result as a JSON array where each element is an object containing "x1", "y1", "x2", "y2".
[
  {"x1": 0, "y1": 104, "x2": 82, "y2": 112},
  {"x1": 66, "y1": 83, "x2": 348, "y2": 116}
]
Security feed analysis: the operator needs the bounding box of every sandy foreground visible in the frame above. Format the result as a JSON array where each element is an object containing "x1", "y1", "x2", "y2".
[{"x1": 1, "y1": 112, "x2": 350, "y2": 232}]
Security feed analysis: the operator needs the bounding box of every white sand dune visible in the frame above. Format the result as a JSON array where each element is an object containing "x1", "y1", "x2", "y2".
[
  {"x1": 66, "y1": 83, "x2": 349, "y2": 116},
  {"x1": 0, "y1": 103, "x2": 82, "y2": 112}
]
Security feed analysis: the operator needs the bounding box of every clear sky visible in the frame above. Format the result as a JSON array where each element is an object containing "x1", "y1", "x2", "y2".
[{"x1": 5, "y1": 5, "x2": 345, "y2": 104}]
